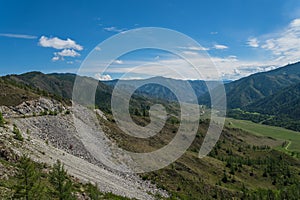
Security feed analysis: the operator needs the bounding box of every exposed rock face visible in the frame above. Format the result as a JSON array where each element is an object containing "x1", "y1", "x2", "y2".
[
  {"x1": 0, "y1": 97, "x2": 67, "y2": 118},
  {"x1": 1, "y1": 97, "x2": 168, "y2": 199}
]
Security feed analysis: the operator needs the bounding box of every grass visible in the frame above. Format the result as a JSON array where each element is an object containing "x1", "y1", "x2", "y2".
[
  {"x1": 99, "y1": 114, "x2": 300, "y2": 199},
  {"x1": 226, "y1": 118, "x2": 300, "y2": 152},
  {"x1": 0, "y1": 80, "x2": 39, "y2": 106}
]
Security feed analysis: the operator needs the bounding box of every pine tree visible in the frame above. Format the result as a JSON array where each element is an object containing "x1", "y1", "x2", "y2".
[
  {"x1": 0, "y1": 112, "x2": 4, "y2": 127},
  {"x1": 86, "y1": 182, "x2": 102, "y2": 200},
  {"x1": 13, "y1": 155, "x2": 46, "y2": 200},
  {"x1": 49, "y1": 160, "x2": 75, "y2": 200}
]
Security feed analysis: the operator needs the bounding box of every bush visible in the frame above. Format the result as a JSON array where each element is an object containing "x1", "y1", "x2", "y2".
[
  {"x1": 13, "y1": 125, "x2": 24, "y2": 141},
  {"x1": 0, "y1": 112, "x2": 5, "y2": 127}
]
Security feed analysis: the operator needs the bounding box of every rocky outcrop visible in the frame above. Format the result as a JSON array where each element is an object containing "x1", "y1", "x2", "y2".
[{"x1": 0, "y1": 97, "x2": 67, "y2": 118}]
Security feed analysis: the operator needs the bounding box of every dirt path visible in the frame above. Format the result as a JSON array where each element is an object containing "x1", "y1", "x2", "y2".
[{"x1": 285, "y1": 140, "x2": 292, "y2": 150}]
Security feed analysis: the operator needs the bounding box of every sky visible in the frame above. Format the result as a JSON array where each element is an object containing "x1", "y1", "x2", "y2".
[{"x1": 1, "y1": 0, "x2": 300, "y2": 80}]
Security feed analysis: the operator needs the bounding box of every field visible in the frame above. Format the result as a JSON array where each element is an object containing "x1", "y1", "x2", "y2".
[{"x1": 226, "y1": 118, "x2": 300, "y2": 152}]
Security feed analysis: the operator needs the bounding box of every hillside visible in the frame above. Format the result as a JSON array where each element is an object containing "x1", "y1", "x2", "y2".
[
  {"x1": 227, "y1": 62, "x2": 300, "y2": 109},
  {"x1": 246, "y1": 82, "x2": 300, "y2": 120},
  {"x1": 0, "y1": 97, "x2": 168, "y2": 199},
  {"x1": 2, "y1": 72, "x2": 160, "y2": 114},
  {"x1": 199, "y1": 62, "x2": 300, "y2": 109},
  {"x1": 100, "y1": 112, "x2": 300, "y2": 199},
  {"x1": 0, "y1": 79, "x2": 39, "y2": 106}
]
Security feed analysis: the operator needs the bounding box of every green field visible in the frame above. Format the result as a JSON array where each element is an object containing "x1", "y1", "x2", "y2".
[{"x1": 226, "y1": 118, "x2": 300, "y2": 152}]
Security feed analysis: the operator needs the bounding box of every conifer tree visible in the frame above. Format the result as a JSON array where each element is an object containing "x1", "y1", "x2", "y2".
[
  {"x1": 86, "y1": 182, "x2": 102, "y2": 200},
  {"x1": 13, "y1": 155, "x2": 46, "y2": 200},
  {"x1": 49, "y1": 160, "x2": 75, "y2": 200},
  {"x1": 0, "y1": 112, "x2": 4, "y2": 127}
]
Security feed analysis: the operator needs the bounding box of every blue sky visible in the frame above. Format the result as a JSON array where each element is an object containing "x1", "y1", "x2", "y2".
[{"x1": 1, "y1": 0, "x2": 300, "y2": 80}]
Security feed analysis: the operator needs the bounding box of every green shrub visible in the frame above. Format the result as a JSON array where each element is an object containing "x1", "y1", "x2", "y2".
[
  {"x1": 0, "y1": 112, "x2": 5, "y2": 127},
  {"x1": 13, "y1": 125, "x2": 24, "y2": 141}
]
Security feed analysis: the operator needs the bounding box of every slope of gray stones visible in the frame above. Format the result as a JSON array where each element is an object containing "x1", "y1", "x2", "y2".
[{"x1": 1, "y1": 97, "x2": 168, "y2": 199}]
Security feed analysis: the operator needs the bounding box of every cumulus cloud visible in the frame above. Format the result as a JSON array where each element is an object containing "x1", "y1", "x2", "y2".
[
  {"x1": 213, "y1": 44, "x2": 228, "y2": 50},
  {"x1": 247, "y1": 37, "x2": 259, "y2": 48},
  {"x1": 52, "y1": 49, "x2": 80, "y2": 62},
  {"x1": 51, "y1": 56, "x2": 60, "y2": 62},
  {"x1": 95, "y1": 73, "x2": 112, "y2": 81},
  {"x1": 57, "y1": 49, "x2": 80, "y2": 57},
  {"x1": 39, "y1": 36, "x2": 83, "y2": 50},
  {"x1": 40, "y1": 36, "x2": 83, "y2": 62},
  {"x1": 0, "y1": 33, "x2": 37, "y2": 39},
  {"x1": 104, "y1": 26, "x2": 126, "y2": 33}
]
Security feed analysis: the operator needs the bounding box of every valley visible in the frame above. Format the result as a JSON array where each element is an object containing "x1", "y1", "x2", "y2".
[
  {"x1": 0, "y1": 62, "x2": 300, "y2": 199},
  {"x1": 226, "y1": 118, "x2": 300, "y2": 154}
]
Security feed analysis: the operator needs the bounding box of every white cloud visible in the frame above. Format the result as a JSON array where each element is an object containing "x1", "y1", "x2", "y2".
[
  {"x1": 94, "y1": 46, "x2": 101, "y2": 51},
  {"x1": 52, "y1": 49, "x2": 80, "y2": 62},
  {"x1": 39, "y1": 36, "x2": 83, "y2": 50},
  {"x1": 104, "y1": 26, "x2": 126, "y2": 33},
  {"x1": 182, "y1": 51, "x2": 199, "y2": 56},
  {"x1": 0, "y1": 33, "x2": 37, "y2": 39},
  {"x1": 39, "y1": 36, "x2": 83, "y2": 62},
  {"x1": 57, "y1": 49, "x2": 80, "y2": 57},
  {"x1": 77, "y1": 54, "x2": 282, "y2": 81},
  {"x1": 78, "y1": 19, "x2": 300, "y2": 81},
  {"x1": 51, "y1": 56, "x2": 60, "y2": 62},
  {"x1": 95, "y1": 73, "x2": 112, "y2": 81},
  {"x1": 210, "y1": 32, "x2": 218, "y2": 35},
  {"x1": 213, "y1": 44, "x2": 228, "y2": 50},
  {"x1": 258, "y1": 18, "x2": 300, "y2": 64},
  {"x1": 179, "y1": 46, "x2": 210, "y2": 51},
  {"x1": 113, "y1": 59, "x2": 123, "y2": 64},
  {"x1": 247, "y1": 37, "x2": 259, "y2": 48}
]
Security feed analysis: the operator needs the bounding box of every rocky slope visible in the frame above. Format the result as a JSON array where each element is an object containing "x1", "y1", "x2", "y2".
[{"x1": 0, "y1": 97, "x2": 168, "y2": 199}]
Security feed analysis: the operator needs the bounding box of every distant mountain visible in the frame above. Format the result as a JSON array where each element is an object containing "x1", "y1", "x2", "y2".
[
  {"x1": 4, "y1": 72, "x2": 82, "y2": 99},
  {"x1": 1, "y1": 72, "x2": 178, "y2": 114},
  {"x1": 104, "y1": 76, "x2": 223, "y2": 103},
  {"x1": 2, "y1": 72, "x2": 116, "y2": 112},
  {"x1": 200, "y1": 62, "x2": 300, "y2": 109},
  {"x1": 246, "y1": 82, "x2": 300, "y2": 120}
]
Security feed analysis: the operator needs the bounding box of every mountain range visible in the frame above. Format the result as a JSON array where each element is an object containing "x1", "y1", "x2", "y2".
[{"x1": 1, "y1": 61, "x2": 300, "y2": 130}]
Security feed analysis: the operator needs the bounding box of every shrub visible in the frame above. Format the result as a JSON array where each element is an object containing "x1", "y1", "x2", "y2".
[
  {"x1": 0, "y1": 112, "x2": 5, "y2": 127},
  {"x1": 13, "y1": 125, "x2": 24, "y2": 141}
]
